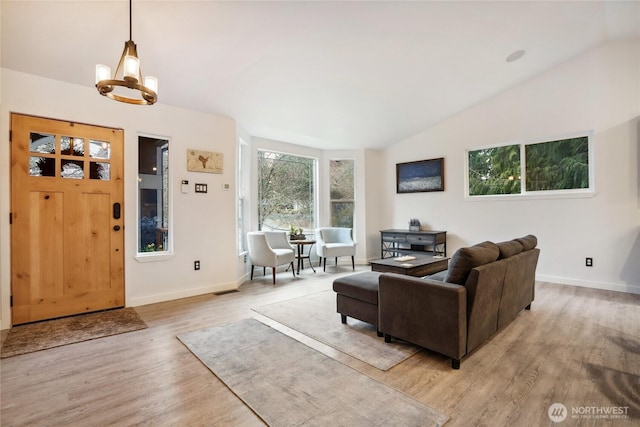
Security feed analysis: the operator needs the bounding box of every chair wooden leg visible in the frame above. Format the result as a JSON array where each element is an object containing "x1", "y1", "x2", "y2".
[
  {"x1": 351, "y1": 256, "x2": 355, "y2": 270},
  {"x1": 263, "y1": 267, "x2": 266, "y2": 276},
  {"x1": 323, "y1": 258, "x2": 326, "y2": 272},
  {"x1": 290, "y1": 262, "x2": 295, "y2": 278},
  {"x1": 272, "y1": 268, "x2": 276, "y2": 285},
  {"x1": 335, "y1": 257, "x2": 338, "y2": 266},
  {"x1": 250, "y1": 265, "x2": 255, "y2": 280}
]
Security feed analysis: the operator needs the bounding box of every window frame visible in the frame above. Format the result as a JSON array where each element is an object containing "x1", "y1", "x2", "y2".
[
  {"x1": 237, "y1": 138, "x2": 248, "y2": 255},
  {"x1": 329, "y1": 158, "x2": 355, "y2": 229},
  {"x1": 256, "y1": 149, "x2": 318, "y2": 234},
  {"x1": 464, "y1": 131, "x2": 595, "y2": 201},
  {"x1": 135, "y1": 133, "x2": 174, "y2": 263}
]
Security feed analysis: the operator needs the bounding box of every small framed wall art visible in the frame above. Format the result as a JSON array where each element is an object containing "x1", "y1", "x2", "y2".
[
  {"x1": 187, "y1": 149, "x2": 223, "y2": 174},
  {"x1": 396, "y1": 157, "x2": 444, "y2": 193}
]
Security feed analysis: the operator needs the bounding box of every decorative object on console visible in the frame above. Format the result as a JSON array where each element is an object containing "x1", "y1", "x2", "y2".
[
  {"x1": 409, "y1": 218, "x2": 421, "y2": 231},
  {"x1": 187, "y1": 149, "x2": 223, "y2": 173},
  {"x1": 396, "y1": 158, "x2": 444, "y2": 193}
]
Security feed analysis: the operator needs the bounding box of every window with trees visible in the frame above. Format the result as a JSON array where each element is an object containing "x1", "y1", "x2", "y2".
[
  {"x1": 257, "y1": 150, "x2": 316, "y2": 232},
  {"x1": 330, "y1": 159, "x2": 355, "y2": 228},
  {"x1": 467, "y1": 134, "x2": 591, "y2": 197}
]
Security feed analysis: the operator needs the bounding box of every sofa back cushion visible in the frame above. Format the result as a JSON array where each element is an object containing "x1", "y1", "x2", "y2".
[
  {"x1": 514, "y1": 234, "x2": 537, "y2": 251},
  {"x1": 445, "y1": 241, "x2": 500, "y2": 285},
  {"x1": 496, "y1": 240, "x2": 523, "y2": 259}
]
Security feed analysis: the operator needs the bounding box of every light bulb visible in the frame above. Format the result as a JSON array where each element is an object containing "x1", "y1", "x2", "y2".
[
  {"x1": 123, "y1": 55, "x2": 140, "y2": 80},
  {"x1": 144, "y1": 76, "x2": 158, "y2": 93},
  {"x1": 95, "y1": 64, "x2": 111, "y2": 84}
]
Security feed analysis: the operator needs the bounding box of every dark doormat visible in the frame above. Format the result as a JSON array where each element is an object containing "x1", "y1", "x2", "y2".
[{"x1": 1, "y1": 308, "x2": 147, "y2": 358}]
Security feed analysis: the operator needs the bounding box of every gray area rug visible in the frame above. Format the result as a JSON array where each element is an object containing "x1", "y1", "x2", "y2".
[
  {"x1": 178, "y1": 318, "x2": 448, "y2": 427},
  {"x1": 253, "y1": 290, "x2": 420, "y2": 370},
  {"x1": 1, "y1": 308, "x2": 147, "y2": 358}
]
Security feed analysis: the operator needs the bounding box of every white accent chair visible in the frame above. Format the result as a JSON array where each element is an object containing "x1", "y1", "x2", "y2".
[
  {"x1": 316, "y1": 227, "x2": 356, "y2": 272},
  {"x1": 247, "y1": 231, "x2": 296, "y2": 285}
]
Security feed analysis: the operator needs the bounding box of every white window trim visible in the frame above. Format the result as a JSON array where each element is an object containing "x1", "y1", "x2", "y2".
[
  {"x1": 257, "y1": 149, "x2": 319, "y2": 233},
  {"x1": 135, "y1": 132, "x2": 174, "y2": 262},
  {"x1": 329, "y1": 158, "x2": 356, "y2": 228}
]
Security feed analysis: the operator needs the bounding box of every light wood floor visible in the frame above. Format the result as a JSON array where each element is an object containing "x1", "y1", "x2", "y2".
[{"x1": 1, "y1": 266, "x2": 639, "y2": 426}]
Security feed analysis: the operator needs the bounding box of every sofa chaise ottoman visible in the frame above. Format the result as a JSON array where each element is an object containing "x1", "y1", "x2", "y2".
[{"x1": 332, "y1": 271, "x2": 382, "y2": 335}]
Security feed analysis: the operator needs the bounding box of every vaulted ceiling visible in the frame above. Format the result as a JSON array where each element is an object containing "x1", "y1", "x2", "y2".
[{"x1": 2, "y1": 1, "x2": 639, "y2": 150}]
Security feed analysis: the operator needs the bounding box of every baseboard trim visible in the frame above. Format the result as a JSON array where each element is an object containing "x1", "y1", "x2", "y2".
[
  {"x1": 129, "y1": 281, "x2": 239, "y2": 307},
  {"x1": 537, "y1": 274, "x2": 640, "y2": 295}
]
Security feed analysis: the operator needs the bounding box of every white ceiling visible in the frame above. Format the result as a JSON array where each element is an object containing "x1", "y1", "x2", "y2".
[{"x1": 2, "y1": 1, "x2": 639, "y2": 150}]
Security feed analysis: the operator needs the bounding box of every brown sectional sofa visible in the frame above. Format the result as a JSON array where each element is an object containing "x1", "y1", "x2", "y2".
[{"x1": 378, "y1": 235, "x2": 539, "y2": 369}]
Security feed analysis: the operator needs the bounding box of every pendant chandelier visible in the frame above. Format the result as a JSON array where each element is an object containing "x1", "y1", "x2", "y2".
[{"x1": 95, "y1": 0, "x2": 158, "y2": 105}]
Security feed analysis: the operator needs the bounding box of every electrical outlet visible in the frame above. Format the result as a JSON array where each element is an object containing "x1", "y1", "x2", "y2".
[
  {"x1": 194, "y1": 260, "x2": 200, "y2": 270},
  {"x1": 243, "y1": 254, "x2": 247, "y2": 263},
  {"x1": 585, "y1": 257, "x2": 593, "y2": 267}
]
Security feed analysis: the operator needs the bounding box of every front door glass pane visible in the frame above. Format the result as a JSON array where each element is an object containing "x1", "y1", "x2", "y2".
[
  {"x1": 29, "y1": 156, "x2": 56, "y2": 177},
  {"x1": 90, "y1": 140, "x2": 111, "y2": 159},
  {"x1": 61, "y1": 160, "x2": 84, "y2": 179},
  {"x1": 90, "y1": 162, "x2": 110, "y2": 180},
  {"x1": 29, "y1": 132, "x2": 55, "y2": 154},
  {"x1": 61, "y1": 136, "x2": 84, "y2": 156}
]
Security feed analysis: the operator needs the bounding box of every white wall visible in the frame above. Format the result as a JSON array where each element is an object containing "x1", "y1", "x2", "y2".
[
  {"x1": 364, "y1": 149, "x2": 384, "y2": 260},
  {"x1": 0, "y1": 69, "x2": 239, "y2": 329},
  {"x1": 378, "y1": 39, "x2": 640, "y2": 294}
]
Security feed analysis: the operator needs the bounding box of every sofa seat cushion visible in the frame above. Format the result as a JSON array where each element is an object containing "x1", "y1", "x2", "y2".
[
  {"x1": 445, "y1": 241, "x2": 500, "y2": 285},
  {"x1": 323, "y1": 242, "x2": 355, "y2": 258},
  {"x1": 333, "y1": 271, "x2": 381, "y2": 305},
  {"x1": 424, "y1": 269, "x2": 448, "y2": 281},
  {"x1": 514, "y1": 235, "x2": 537, "y2": 251},
  {"x1": 496, "y1": 240, "x2": 524, "y2": 259}
]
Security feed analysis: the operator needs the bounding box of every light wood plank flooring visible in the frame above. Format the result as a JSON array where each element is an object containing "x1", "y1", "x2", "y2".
[{"x1": 1, "y1": 266, "x2": 639, "y2": 426}]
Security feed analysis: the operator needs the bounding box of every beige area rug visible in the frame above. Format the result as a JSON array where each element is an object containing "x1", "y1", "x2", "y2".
[
  {"x1": 1, "y1": 308, "x2": 147, "y2": 358},
  {"x1": 178, "y1": 318, "x2": 448, "y2": 427},
  {"x1": 252, "y1": 290, "x2": 420, "y2": 371}
]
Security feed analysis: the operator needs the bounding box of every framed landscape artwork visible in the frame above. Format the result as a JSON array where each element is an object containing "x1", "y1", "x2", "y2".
[{"x1": 396, "y1": 158, "x2": 444, "y2": 193}]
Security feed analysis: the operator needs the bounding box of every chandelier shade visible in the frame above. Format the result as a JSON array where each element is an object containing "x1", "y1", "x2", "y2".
[{"x1": 95, "y1": 0, "x2": 157, "y2": 105}]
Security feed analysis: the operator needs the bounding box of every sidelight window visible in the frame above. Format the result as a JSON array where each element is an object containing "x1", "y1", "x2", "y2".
[{"x1": 138, "y1": 135, "x2": 170, "y2": 253}]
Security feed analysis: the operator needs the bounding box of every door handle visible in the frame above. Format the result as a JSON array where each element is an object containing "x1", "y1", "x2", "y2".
[
  {"x1": 113, "y1": 225, "x2": 121, "y2": 231},
  {"x1": 113, "y1": 202, "x2": 121, "y2": 219}
]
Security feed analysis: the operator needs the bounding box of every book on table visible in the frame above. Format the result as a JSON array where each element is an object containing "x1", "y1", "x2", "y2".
[{"x1": 394, "y1": 255, "x2": 416, "y2": 262}]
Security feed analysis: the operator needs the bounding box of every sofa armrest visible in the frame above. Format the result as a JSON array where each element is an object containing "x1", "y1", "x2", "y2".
[{"x1": 378, "y1": 273, "x2": 467, "y2": 360}]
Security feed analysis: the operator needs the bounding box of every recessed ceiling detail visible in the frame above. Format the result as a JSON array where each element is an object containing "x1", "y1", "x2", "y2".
[{"x1": 506, "y1": 50, "x2": 526, "y2": 63}]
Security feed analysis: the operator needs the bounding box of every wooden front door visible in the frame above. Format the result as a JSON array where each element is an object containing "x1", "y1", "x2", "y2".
[{"x1": 10, "y1": 114, "x2": 125, "y2": 325}]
